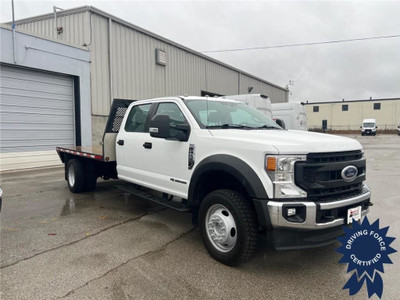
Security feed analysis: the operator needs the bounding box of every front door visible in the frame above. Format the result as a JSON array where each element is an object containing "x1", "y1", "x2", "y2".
[{"x1": 141, "y1": 102, "x2": 192, "y2": 199}]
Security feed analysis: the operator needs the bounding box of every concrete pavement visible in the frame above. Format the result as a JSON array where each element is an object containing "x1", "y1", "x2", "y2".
[{"x1": 1, "y1": 134, "x2": 399, "y2": 299}]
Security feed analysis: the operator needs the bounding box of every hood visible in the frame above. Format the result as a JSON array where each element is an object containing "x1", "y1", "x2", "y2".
[{"x1": 208, "y1": 129, "x2": 362, "y2": 154}]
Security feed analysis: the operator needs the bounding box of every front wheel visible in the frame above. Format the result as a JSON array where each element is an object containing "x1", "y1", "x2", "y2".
[{"x1": 199, "y1": 189, "x2": 258, "y2": 266}]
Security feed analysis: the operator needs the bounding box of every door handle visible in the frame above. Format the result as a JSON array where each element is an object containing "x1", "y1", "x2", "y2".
[
  {"x1": 117, "y1": 140, "x2": 124, "y2": 146},
  {"x1": 143, "y1": 142, "x2": 152, "y2": 149}
]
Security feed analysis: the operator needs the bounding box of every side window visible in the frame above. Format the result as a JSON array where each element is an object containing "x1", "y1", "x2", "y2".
[
  {"x1": 155, "y1": 102, "x2": 187, "y2": 138},
  {"x1": 124, "y1": 104, "x2": 151, "y2": 132}
]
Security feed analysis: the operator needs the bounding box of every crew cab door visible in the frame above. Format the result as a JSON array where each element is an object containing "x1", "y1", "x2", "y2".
[
  {"x1": 116, "y1": 103, "x2": 152, "y2": 182},
  {"x1": 141, "y1": 102, "x2": 192, "y2": 198}
]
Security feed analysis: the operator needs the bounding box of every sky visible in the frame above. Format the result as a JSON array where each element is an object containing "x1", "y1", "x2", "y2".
[{"x1": 1, "y1": 0, "x2": 399, "y2": 102}]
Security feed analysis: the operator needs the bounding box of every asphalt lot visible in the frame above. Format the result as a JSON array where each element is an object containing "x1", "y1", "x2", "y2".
[{"x1": 1, "y1": 134, "x2": 399, "y2": 300}]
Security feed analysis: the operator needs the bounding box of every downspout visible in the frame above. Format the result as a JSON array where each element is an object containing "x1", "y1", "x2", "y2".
[
  {"x1": 53, "y1": 6, "x2": 63, "y2": 39},
  {"x1": 108, "y1": 18, "x2": 114, "y2": 104},
  {"x1": 11, "y1": 0, "x2": 16, "y2": 63},
  {"x1": 238, "y1": 71, "x2": 241, "y2": 94}
]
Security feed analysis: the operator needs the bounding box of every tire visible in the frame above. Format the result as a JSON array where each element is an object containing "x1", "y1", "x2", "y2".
[
  {"x1": 199, "y1": 189, "x2": 258, "y2": 266},
  {"x1": 66, "y1": 159, "x2": 86, "y2": 193},
  {"x1": 84, "y1": 162, "x2": 97, "y2": 192},
  {"x1": 85, "y1": 172, "x2": 97, "y2": 192}
]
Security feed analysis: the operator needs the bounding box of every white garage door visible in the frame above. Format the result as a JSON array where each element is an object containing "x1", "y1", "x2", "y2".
[{"x1": 0, "y1": 65, "x2": 75, "y2": 172}]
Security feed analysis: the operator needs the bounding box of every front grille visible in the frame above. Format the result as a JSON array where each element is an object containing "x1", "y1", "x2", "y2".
[
  {"x1": 307, "y1": 150, "x2": 363, "y2": 163},
  {"x1": 295, "y1": 151, "x2": 366, "y2": 201}
]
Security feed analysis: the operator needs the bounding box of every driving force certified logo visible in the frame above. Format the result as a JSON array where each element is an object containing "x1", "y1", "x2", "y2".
[{"x1": 337, "y1": 217, "x2": 396, "y2": 298}]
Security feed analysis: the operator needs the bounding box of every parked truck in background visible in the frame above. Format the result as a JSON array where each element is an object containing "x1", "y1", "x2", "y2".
[
  {"x1": 57, "y1": 96, "x2": 371, "y2": 265},
  {"x1": 219, "y1": 94, "x2": 273, "y2": 119},
  {"x1": 271, "y1": 102, "x2": 308, "y2": 130},
  {"x1": 361, "y1": 119, "x2": 378, "y2": 136}
]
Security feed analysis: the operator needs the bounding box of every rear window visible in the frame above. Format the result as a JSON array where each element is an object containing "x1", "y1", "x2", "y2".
[{"x1": 124, "y1": 104, "x2": 151, "y2": 132}]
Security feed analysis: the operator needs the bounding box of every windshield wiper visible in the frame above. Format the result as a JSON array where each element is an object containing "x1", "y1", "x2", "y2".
[
  {"x1": 206, "y1": 124, "x2": 250, "y2": 129},
  {"x1": 253, "y1": 125, "x2": 280, "y2": 130}
]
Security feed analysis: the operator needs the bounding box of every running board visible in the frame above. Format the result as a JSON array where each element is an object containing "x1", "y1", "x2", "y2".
[{"x1": 117, "y1": 184, "x2": 190, "y2": 212}]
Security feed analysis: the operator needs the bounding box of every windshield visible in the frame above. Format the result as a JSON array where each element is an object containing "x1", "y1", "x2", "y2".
[
  {"x1": 363, "y1": 122, "x2": 375, "y2": 128},
  {"x1": 185, "y1": 100, "x2": 282, "y2": 130}
]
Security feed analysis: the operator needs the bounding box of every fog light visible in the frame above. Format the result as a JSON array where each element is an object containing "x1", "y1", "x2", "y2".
[
  {"x1": 287, "y1": 208, "x2": 296, "y2": 217},
  {"x1": 282, "y1": 204, "x2": 306, "y2": 223}
]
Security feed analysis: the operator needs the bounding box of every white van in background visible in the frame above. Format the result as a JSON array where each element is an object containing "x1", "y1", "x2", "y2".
[
  {"x1": 397, "y1": 120, "x2": 400, "y2": 136},
  {"x1": 361, "y1": 119, "x2": 377, "y2": 136},
  {"x1": 220, "y1": 94, "x2": 273, "y2": 119},
  {"x1": 271, "y1": 102, "x2": 308, "y2": 131}
]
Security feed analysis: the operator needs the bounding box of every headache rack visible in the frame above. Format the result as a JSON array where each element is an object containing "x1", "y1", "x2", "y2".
[{"x1": 57, "y1": 99, "x2": 135, "y2": 163}]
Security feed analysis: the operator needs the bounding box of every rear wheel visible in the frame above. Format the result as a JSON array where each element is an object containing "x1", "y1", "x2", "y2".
[
  {"x1": 84, "y1": 171, "x2": 97, "y2": 192},
  {"x1": 83, "y1": 161, "x2": 97, "y2": 192},
  {"x1": 66, "y1": 159, "x2": 85, "y2": 193},
  {"x1": 199, "y1": 189, "x2": 258, "y2": 266}
]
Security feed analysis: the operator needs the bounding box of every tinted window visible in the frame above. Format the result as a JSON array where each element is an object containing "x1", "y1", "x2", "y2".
[
  {"x1": 155, "y1": 102, "x2": 188, "y2": 138},
  {"x1": 124, "y1": 104, "x2": 151, "y2": 132}
]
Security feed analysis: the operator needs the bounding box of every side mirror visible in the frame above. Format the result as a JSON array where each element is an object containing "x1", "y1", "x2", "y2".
[
  {"x1": 376, "y1": 126, "x2": 378, "y2": 129},
  {"x1": 174, "y1": 123, "x2": 190, "y2": 141},
  {"x1": 150, "y1": 115, "x2": 170, "y2": 139}
]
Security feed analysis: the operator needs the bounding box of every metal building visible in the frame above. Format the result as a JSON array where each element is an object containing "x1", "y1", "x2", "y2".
[
  {"x1": 304, "y1": 97, "x2": 400, "y2": 131},
  {"x1": 12, "y1": 6, "x2": 288, "y2": 145},
  {"x1": 0, "y1": 26, "x2": 91, "y2": 172}
]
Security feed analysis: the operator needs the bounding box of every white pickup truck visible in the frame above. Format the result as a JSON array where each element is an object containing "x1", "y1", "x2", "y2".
[{"x1": 57, "y1": 96, "x2": 372, "y2": 265}]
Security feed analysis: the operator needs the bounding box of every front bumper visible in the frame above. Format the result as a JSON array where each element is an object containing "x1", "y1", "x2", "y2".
[
  {"x1": 253, "y1": 184, "x2": 371, "y2": 249},
  {"x1": 362, "y1": 130, "x2": 376, "y2": 135}
]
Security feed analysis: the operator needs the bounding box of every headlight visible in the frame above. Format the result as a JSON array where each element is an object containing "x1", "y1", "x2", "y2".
[{"x1": 266, "y1": 155, "x2": 307, "y2": 198}]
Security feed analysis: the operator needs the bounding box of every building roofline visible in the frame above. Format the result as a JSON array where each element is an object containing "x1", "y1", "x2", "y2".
[
  {"x1": 7, "y1": 5, "x2": 288, "y2": 92},
  {"x1": 304, "y1": 97, "x2": 400, "y2": 105},
  {"x1": 0, "y1": 24, "x2": 88, "y2": 51}
]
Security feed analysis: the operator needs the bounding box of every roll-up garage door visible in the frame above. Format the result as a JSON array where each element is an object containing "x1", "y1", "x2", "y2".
[{"x1": 0, "y1": 65, "x2": 75, "y2": 172}]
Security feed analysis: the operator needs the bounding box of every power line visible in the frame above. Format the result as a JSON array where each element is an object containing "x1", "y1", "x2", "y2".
[{"x1": 201, "y1": 34, "x2": 400, "y2": 53}]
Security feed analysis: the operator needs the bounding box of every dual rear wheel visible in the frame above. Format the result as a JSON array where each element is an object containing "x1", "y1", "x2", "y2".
[{"x1": 66, "y1": 159, "x2": 97, "y2": 193}]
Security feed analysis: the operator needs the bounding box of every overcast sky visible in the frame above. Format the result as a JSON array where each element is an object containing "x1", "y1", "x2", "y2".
[{"x1": 1, "y1": 0, "x2": 399, "y2": 102}]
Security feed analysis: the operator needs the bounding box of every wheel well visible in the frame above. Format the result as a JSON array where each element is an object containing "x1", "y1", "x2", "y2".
[{"x1": 191, "y1": 170, "x2": 252, "y2": 226}]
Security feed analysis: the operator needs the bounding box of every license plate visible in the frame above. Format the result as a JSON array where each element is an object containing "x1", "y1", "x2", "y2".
[{"x1": 347, "y1": 206, "x2": 361, "y2": 224}]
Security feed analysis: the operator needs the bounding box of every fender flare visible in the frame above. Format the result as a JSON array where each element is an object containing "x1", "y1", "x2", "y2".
[{"x1": 188, "y1": 154, "x2": 268, "y2": 206}]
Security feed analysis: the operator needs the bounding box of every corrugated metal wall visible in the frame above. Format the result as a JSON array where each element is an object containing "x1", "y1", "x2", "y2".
[
  {"x1": 15, "y1": 8, "x2": 288, "y2": 121},
  {"x1": 18, "y1": 11, "x2": 89, "y2": 45}
]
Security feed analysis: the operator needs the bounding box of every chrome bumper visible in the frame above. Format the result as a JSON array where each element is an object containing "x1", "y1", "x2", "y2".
[{"x1": 267, "y1": 185, "x2": 371, "y2": 230}]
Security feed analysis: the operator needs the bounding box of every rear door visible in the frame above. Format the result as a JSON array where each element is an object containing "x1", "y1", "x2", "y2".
[{"x1": 116, "y1": 103, "x2": 152, "y2": 182}]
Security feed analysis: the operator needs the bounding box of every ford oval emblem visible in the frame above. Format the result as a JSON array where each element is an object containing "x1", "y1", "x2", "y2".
[{"x1": 341, "y1": 165, "x2": 358, "y2": 182}]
